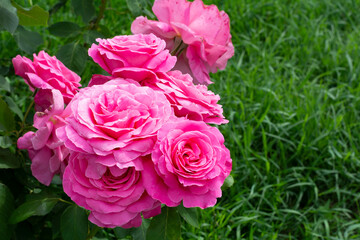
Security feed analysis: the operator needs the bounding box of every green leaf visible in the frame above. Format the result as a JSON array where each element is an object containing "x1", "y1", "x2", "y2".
[
  {"x1": 13, "y1": 3, "x2": 49, "y2": 26},
  {"x1": 0, "y1": 75, "x2": 10, "y2": 92},
  {"x1": 113, "y1": 227, "x2": 132, "y2": 238},
  {"x1": 0, "y1": 97, "x2": 15, "y2": 131},
  {"x1": 146, "y1": 206, "x2": 181, "y2": 240},
  {"x1": 126, "y1": 0, "x2": 154, "y2": 18},
  {"x1": 14, "y1": 26, "x2": 43, "y2": 54},
  {"x1": 71, "y1": 0, "x2": 95, "y2": 23},
  {"x1": 83, "y1": 30, "x2": 104, "y2": 44},
  {"x1": 126, "y1": 0, "x2": 142, "y2": 16},
  {"x1": 56, "y1": 42, "x2": 87, "y2": 75},
  {"x1": 9, "y1": 195, "x2": 59, "y2": 224},
  {"x1": 221, "y1": 175, "x2": 234, "y2": 190},
  {"x1": 126, "y1": 0, "x2": 146, "y2": 16},
  {"x1": 0, "y1": 136, "x2": 12, "y2": 148},
  {"x1": 0, "y1": 0, "x2": 19, "y2": 33},
  {"x1": 0, "y1": 147, "x2": 20, "y2": 168},
  {"x1": 97, "y1": 24, "x2": 111, "y2": 37},
  {"x1": 0, "y1": 183, "x2": 15, "y2": 240},
  {"x1": 132, "y1": 218, "x2": 150, "y2": 240},
  {"x1": 60, "y1": 205, "x2": 88, "y2": 240},
  {"x1": 177, "y1": 204, "x2": 199, "y2": 228},
  {"x1": 0, "y1": 66, "x2": 9, "y2": 75},
  {"x1": 114, "y1": 219, "x2": 149, "y2": 240},
  {"x1": 5, "y1": 96, "x2": 23, "y2": 120},
  {"x1": 48, "y1": 21, "x2": 81, "y2": 37}
]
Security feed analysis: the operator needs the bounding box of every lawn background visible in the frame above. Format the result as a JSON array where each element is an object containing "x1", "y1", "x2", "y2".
[{"x1": 1, "y1": 0, "x2": 360, "y2": 239}]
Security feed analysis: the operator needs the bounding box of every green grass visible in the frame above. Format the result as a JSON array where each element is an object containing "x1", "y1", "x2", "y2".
[
  {"x1": 188, "y1": 0, "x2": 360, "y2": 239},
  {"x1": 2, "y1": 0, "x2": 360, "y2": 239}
]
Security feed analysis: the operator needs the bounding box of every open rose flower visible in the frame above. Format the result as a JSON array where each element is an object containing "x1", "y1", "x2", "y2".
[
  {"x1": 142, "y1": 118, "x2": 232, "y2": 208},
  {"x1": 131, "y1": 0, "x2": 234, "y2": 84},
  {"x1": 151, "y1": 70, "x2": 228, "y2": 124},
  {"x1": 56, "y1": 79, "x2": 173, "y2": 170},
  {"x1": 107, "y1": 68, "x2": 228, "y2": 124},
  {"x1": 88, "y1": 33, "x2": 177, "y2": 76},
  {"x1": 63, "y1": 153, "x2": 161, "y2": 228},
  {"x1": 17, "y1": 89, "x2": 69, "y2": 185},
  {"x1": 12, "y1": 51, "x2": 81, "y2": 105}
]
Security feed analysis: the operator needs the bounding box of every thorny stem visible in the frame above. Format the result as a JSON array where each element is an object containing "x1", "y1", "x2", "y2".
[{"x1": 93, "y1": 0, "x2": 107, "y2": 30}]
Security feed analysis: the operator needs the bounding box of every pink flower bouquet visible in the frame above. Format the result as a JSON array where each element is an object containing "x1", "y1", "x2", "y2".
[{"x1": 15, "y1": 0, "x2": 233, "y2": 230}]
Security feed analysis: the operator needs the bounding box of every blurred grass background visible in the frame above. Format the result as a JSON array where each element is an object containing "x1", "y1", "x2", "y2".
[{"x1": 1, "y1": 0, "x2": 360, "y2": 239}]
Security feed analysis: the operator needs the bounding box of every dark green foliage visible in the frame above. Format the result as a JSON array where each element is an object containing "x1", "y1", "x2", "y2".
[
  {"x1": 10, "y1": 193, "x2": 59, "y2": 224},
  {"x1": 48, "y1": 22, "x2": 81, "y2": 37},
  {"x1": 0, "y1": 183, "x2": 15, "y2": 240},
  {"x1": 0, "y1": 148, "x2": 20, "y2": 169},
  {"x1": 114, "y1": 219, "x2": 150, "y2": 240},
  {"x1": 0, "y1": 0, "x2": 19, "y2": 33},
  {"x1": 12, "y1": 3, "x2": 49, "y2": 26},
  {"x1": 71, "y1": 0, "x2": 95, "y2": 23},
  {"x1": 14, "y1": 26, "x2": 43, "y2": 54},
  {"x1": 60, "y1": 205, "x2": 88, "y2": 240},
  {"x1": 0, "y1": 97, "x2": 15, "y2": 131},
  {"x1": 147, "y1": 206, "x2": 181, "y2": 240},
  {"x1": 177, "y1": 204, "x2": 199, "y2": 228},
  {"x1": 56, "y1": 42, "x2": 88, "y2": 74}
]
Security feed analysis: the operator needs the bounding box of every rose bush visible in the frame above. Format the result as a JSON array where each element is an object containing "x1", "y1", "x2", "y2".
[
  {"x1": 56, "y1": 80, "x2": 173, "y2": 170},
  {"x1": 131, "y1": 0, "x2": 234, "y2": 85},
  {"x1": 12, "y1": 51, "x2": 81, "y2": 105},
  {"x1": 7, "y1": 0, "x2": 234, "y2": 237},
  {"x1": 142, "y1": 118, "x2": 232, "y2": 209}
]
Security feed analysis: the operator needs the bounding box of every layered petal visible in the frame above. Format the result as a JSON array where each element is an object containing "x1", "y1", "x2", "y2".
[
  {"x1": 143, "y1": 119, "x2": 232, "y2": 208},
  {"x1": 12, "y1": 51, "x2": 81, "y2": 105},
  {"x1": 63, "y1": 153, "x2": 160, "y2": 228},
  {"x1": 131, "y1": 0, "x2": 234, "y2": 84}
]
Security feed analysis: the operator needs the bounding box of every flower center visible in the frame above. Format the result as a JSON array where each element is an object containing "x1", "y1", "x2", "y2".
[{"x1": 101, "y1": 167, "x2": 140, "y2": 190}]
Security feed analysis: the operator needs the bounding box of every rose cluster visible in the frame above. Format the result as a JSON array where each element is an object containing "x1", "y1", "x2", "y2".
[{"x1": 14, "y1": 0, "x2": 233, "y2": 228}]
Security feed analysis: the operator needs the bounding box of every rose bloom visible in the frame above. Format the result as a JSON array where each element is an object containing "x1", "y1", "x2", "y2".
[
  {"x1": 88, "y1": 33, "x2": 177, "y2": 76},
  {"x1": 142, "y1": 118, "x2": 232, "y2": 208},
  {"x1": 63, "y1": 153, "x2": 161, "y2": 228},
  {"x1": 17, "y1": 89, "x2": 69, "y2": 185},
  {"x1": 112, "y1": 68, "x2": 228, "y2": 124},
  {"x1": 56, "y1": 79, "x2": 173, "y2": 170},
  {"x1": 131, "y1": 0, "x2": 234, "y2": 85},
  {"x1": 12, "y1": 51, "x2": 81, "y2": 105}
]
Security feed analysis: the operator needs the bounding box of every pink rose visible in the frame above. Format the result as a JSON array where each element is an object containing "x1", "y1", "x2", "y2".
[
  {"x1": 63, "y1": 153, "x2": 161, "y2": 228},
  {"x1": 131, "y1": 0, "x2": 234, "y2": 85},
  {"x1": 17, "y1": 89, "x2": 69, "y2": 185},
  {"x1": 113, "y1": 68, "x2": 228, "y2": 124},
  {"x1": 88, "y1": 33, "x2": 177, "y2": 76},
  {"x1": 151, "y1": 71, "x2": 228, "y2": 124},
  {"x1": 12, "y1": 51, "x2": 81, "y2": 105},
  {"x1": 142, "y1": 118, "x2": 232, "y2": 209},
  {"x1": 56, "y1": 80, "x2": 173, "y2": 170}
]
